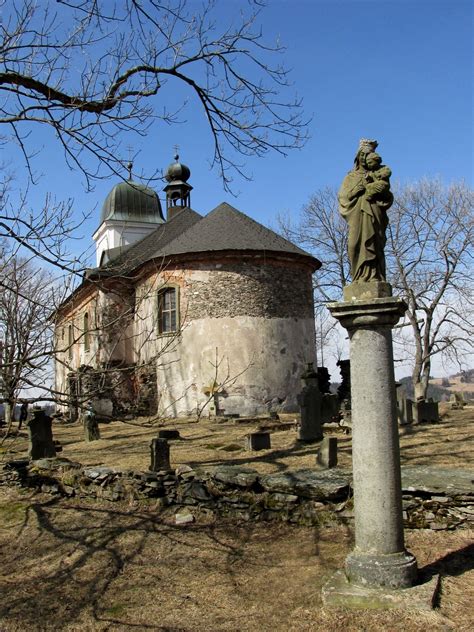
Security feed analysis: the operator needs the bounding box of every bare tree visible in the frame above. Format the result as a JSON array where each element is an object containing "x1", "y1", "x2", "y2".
[
  {"x1": 278, "y1": 187, "x2": 348, "y2": 366},
  {"x1": 283, "y1": 180, "x2": 474, "y2": 398},
  {"x1": 0, "y1": 252, "x2": 54, "y2": 433},
  {"x1": 388, "y1": 180, "x2": 474, "y2": 399},
  {"x1": 1, "y1": 0, "x2": 308, "y2": 191},
  {"x1": 0, "y1": 175, "x2": 91, "y2": 280}
]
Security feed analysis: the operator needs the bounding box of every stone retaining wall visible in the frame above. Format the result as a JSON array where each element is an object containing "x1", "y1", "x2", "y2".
[{"x1": 1, "y1": 459, "x2": 472, "y2": 530}]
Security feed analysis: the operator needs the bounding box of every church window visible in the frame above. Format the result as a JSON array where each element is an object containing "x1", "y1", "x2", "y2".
[
  {"x1": 158, "y1": 287, "x2": 178, "y2": 333},
  {"x1": 84, "y1": 312, "x2": 90, "y2": 352}
]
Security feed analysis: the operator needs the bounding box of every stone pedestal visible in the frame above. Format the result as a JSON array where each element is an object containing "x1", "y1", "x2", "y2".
[{"x1": 328, "y1": 294, "x2": 417, "y2": 589}]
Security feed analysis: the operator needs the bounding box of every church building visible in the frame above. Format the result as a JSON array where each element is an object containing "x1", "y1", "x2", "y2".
[{"x1": 54, "y1": 156, "x2": 321, "y2": 419}]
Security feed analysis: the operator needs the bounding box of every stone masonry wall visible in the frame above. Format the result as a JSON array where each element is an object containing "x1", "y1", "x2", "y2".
[
  {"x1": 2, "y1": 459, "x2": 472, "y2": 531},
  {"x1": 183, "y1": 260, "x2": 314, "y2": 321}
]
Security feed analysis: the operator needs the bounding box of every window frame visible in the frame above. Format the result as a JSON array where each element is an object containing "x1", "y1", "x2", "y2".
[{"x1": 157, "y1": 285, "x2": 179, "y2": 335}]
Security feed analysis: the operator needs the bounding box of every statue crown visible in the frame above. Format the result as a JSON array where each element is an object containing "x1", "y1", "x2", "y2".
[{"x1": 358, "y1": 138, "x2": 378, "y2": 153}]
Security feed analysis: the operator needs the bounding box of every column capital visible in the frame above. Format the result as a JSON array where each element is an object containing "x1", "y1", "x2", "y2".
[{"x1": 327, "y1": 296, "x2": 407, "y2": 330}]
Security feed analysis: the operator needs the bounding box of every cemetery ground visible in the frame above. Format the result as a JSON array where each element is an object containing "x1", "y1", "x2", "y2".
[{"x1": 0, "y1": 405, "x2": 473, "y2": 631}]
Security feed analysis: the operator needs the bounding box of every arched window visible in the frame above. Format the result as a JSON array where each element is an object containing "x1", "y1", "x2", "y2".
[
  {"x1": 84, "y1": 312, "x2": 90, "y2": 351},
  {"x1": 157, "y1": 286, "x2": 178, "y2": 334}
]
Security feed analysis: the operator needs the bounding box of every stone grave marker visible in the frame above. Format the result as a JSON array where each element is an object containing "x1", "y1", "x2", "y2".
[
  {"x1": 317, "y1": 437, "x2": 338, "y2": 468},
  {"x1": 413, "y1": 400, "x2": 439, "y2": 424},
  {"x1": 297, "y1": 363, "x2": 323, "y2": 442},
  {"x1": 27, "y1": 408, "x2": 56, "y2": 460},
  {"x1": 158, "y1": 429, "x2": 181, "y2": 440},
  {"x1": 247, "y1": 431, "x2": 271, "y2": 451},
  {"x1": 150, "y1": 438, "x2": 171, "y2": 471},
  {"x1": 396, "y1": 384, "x2": 413, "y2": 426},
  {"x1": 83, "y1": 408, "x2": 100, "y2": 441},
  {"x1": 449, "y1": 393, "x2": 464, "y2": 410}
]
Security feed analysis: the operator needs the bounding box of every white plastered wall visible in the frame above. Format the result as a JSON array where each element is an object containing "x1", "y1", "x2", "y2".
[{"x1": 155, "y1": 315, "x2": 317, "y2": 417}]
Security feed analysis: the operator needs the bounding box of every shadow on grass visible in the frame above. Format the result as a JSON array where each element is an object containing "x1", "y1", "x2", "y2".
[
  {"x1": 420, "y1": 543, "x2": 474, "y2": 580},
  {"x1": 0, "y1": 493, "x2": 350, "y2": 630},
  {"x1": 0, "y1": 496, "x2": 210, "y2": 629},
  {"x1": 187, "y1": 440, "x2": 322, "y2": 473}
]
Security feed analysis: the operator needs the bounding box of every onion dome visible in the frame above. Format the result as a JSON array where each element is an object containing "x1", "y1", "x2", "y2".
[
  {"x1": 165, "y1": 154, "x2": 191, "y2": 184},
  {"x1": 100, "y1": 179, "x2": 165, "y2": 224}
]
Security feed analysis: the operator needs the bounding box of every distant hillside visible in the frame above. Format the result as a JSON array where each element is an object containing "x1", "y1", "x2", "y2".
[
  {"x1": 399, "y1": 371, "x2": 474, "y2": 402},
  {"x1": 397, "y1": 377, "x2": 449, "y2": 401}
]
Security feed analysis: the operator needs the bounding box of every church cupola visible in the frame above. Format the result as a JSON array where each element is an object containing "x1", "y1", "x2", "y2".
[
  {"x1": 93, "y1": 164, "x2": 165, "y2": 266},
  {"x1": 164, "y1": 153, "x2": 193, "y2": 219}
]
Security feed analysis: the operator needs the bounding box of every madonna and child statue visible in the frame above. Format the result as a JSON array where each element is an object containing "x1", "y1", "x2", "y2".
[{"x1": 338, "y1": 139, "x2": 394, "y2": 300}]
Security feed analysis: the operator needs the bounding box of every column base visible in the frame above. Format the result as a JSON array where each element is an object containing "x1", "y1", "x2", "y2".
[
  {"x1": 322, "y1": 569, "x2": 439, "y2": 611},
  {"x1": 346, "y1": 550, "x2": 418, "y2": 589}
]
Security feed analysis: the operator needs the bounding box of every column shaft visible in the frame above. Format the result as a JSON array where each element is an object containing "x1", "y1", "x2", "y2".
[{"x1": 350, "y1": 326, "x2": 403, "y2": 554}]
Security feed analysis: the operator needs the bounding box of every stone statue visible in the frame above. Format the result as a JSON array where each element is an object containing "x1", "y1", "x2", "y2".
[{"x1": 338, "y1": 139, "x2": 393, "y2": 282}]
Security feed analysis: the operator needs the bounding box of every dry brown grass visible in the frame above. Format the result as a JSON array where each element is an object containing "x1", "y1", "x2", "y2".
[
  {"x1": 1, "y1": 404, "x2": 473, "y2": 473},
  {"x1": 0, "y1": 406, "x2": 472, "y2": 631},
  {"x1": 0, "y1": 487, "x2": 472, "y2": 632}
]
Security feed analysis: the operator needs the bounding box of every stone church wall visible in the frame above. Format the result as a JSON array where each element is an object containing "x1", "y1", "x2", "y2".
[
  {"x1": 184, "y1": 260, "x2": 314, "y2": 320},
  {"x1": 138, "y1": 257, "x2": 317, "y2": 417}
]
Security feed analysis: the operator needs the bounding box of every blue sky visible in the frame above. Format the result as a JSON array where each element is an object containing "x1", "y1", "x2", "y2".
[
  {"x1": 5, "y1": 0, "x2": 472, "y2": 380},
  {"x1": 8, "y1": 0, "x2": 472, "y2": 262}
]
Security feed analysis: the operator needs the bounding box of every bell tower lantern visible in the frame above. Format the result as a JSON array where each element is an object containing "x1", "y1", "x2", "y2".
[{"x1": 163, "y1": 153, "x2": 193, "y2": 219}]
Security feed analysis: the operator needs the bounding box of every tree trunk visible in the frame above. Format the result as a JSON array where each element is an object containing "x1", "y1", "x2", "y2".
[
  {"x1": 4, "y1": 400, "x2": 15, "y2": 435},
  {"x1": 413, "y1": 363, "x2": 430, "y2": 401}
]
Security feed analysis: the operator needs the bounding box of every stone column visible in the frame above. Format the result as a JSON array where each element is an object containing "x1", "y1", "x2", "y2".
[{"x1": 328, "y1": 292, "x2": 417, "y2": 589}]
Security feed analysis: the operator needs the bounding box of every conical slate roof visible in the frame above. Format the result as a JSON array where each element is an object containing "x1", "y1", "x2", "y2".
[
  {"x1": 160, "y1": 202, "x2": 313, "y2": 257},
  {"x1": 93, "y1": 202, "x2": 320, "y2": 278}
]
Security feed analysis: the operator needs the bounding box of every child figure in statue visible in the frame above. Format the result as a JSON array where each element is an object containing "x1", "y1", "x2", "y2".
[{"x1": 365, "y1": 152, "x2": 392, "y2": 201}]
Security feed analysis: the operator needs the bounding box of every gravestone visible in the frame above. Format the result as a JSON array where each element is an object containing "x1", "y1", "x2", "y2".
[
  {"x1": 449, "y1": 393, "x2": 464, "y2": 410},
  {"x1": 321, "y1": 393, "x2": 340, "y2": 425},
  {"x1": 297, "y1": 363, "x2": 323, "y2": 442},
  {"x1": 317, "y1": 437, "x2": 338, "y2": 468},
  {"x1": 150, "y1": 438, "x2": 171, "y2": 471},
  {"x1": 337, "y1": 359, "x2": 351, "y2": 403},
  {"x1": 396, "y1": 384, "x2": 413, "y2": 426},
  {"x1": 247, "y1": 431, "x2": 271, "y2": 451},
  {"x1": 27, "y1": 408, "x2": 56, "y2": 460},
  {"x1": 413, "y1": 400, "x2": 439, "y2": 424},
  {"x1": 83, "y1": 408, "x2": 100, "y2": 441},
  {"x1": 317, "y1": 367, "x2": 332, "y2": 394}
]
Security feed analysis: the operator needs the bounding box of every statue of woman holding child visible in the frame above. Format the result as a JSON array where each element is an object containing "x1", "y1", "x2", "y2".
[{"x1": 338, "y1": 139, "x2": 393, "y2": 282}]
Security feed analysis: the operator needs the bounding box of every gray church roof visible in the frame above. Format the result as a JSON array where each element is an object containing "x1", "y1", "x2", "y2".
[
  {"x1": 160, "y1": 202, "x2": 314, "y2": 258},
  {"x1": 90, "y1": 202, "x2": 320, "y2": 279},
  {"x1": 90, "y1": 206, "x2": 202, "y2": 278}
]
